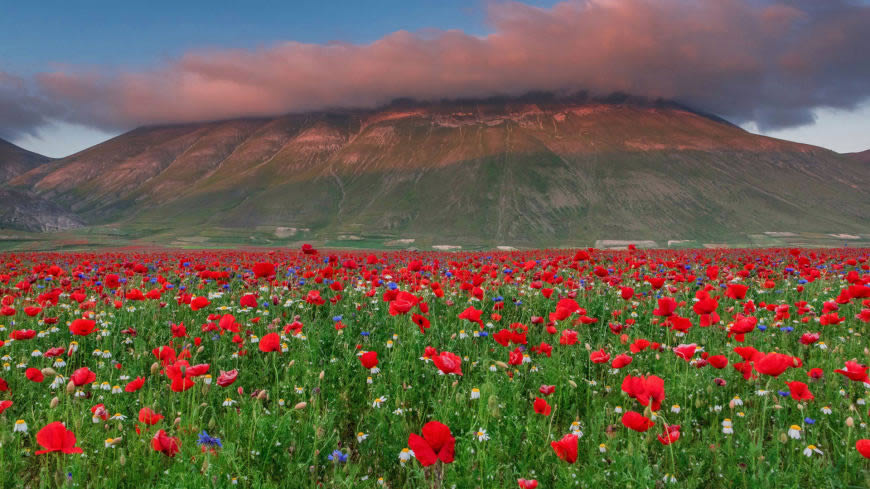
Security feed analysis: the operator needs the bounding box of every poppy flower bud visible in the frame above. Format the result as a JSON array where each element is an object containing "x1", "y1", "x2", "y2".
[
  {"x1": 846, "y1": 416, "x2": 854, "y2": 427},
  {"x1": 779, "y1": 433, "x2": 788, "y2": 443},
  {"x1": 50, "y1": 396, "x2": 59, "y2": 408},
  {"x1": 294, "y1": 402, "x2": 307, "y2": 410},
  {"x1": 451, "y1": 380, "x2": 459, "y2": 388},
  {"x1": 173, "y1": 417, "x2": 181, "y2": 427},
  {"x1": 257, "y1": 390, "x2": 268, "y2": 401},
  {"x1": 319, "y1": 371, "x2": 325, "y2": 380},
  {"x1": 196, "y1": 346, "x2": 204, "y2": 354},
  {"x1": 150, "y1": 362, "x2": 160, "y2": 374},
  {"x1": 288, "y1": 360, "x2": 295, "y2": 367},
  {"x1": 495, "y1": 361, "x2": 508, "y2": 369},
  {"x1": 41, "y1": 367, "x2": 57, "y2": 376},
  {"x1": 66, "y1": 380, "x2": 76, "y2": 394}
]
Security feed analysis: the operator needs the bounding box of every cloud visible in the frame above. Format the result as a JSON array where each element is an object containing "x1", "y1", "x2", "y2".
[
  {"x1": 0, "y1": 72, "x2": 64, "y2": 141},
  {"x1": 14, "y1": 0, "x2": 870, "y2": 133}
]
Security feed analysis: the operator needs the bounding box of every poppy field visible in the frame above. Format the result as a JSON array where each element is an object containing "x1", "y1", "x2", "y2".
[{"x1": 1, "y1": 246, "x2": 869, "y2": 489}]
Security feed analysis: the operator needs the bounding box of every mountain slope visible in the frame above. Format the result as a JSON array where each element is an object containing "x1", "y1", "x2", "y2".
[
  {"x1": 0, "y1": 138, "x2": 53, "y2": 184},
  {"x1": 0, "y1": 139, "x2": 84, "y2": 232},
  {"x1": 848, "y1": 149, "x2": 870, "y2": 164},
  {"x1": 9, "y1": 96, "x2": 870, "y2": 246}
]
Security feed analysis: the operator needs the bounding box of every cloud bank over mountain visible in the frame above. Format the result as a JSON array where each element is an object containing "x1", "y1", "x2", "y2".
[{"x1": 2, "y1": 0, "x2": 869, "y2": 139}]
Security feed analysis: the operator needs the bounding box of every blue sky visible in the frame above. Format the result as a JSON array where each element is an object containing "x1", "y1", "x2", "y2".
[{"x1": 3, "y1": 0, "x2": 869, "y2": 157}]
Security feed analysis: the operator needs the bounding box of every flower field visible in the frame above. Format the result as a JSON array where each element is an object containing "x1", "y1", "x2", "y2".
[{"x1": 0, "y1": 246, "x2": 869, "y2": 488}]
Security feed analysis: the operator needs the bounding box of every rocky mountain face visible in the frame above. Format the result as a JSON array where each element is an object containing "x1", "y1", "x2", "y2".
[{"x1": 0, "y1": 139, "x2": 83, "y2": 232}]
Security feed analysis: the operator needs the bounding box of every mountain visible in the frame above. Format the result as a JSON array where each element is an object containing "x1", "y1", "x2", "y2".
[
  {"x1": 7, "y1": 94, "x2": 870, "y2": 247},
  {"x1": 848, "y1": 149, "x2": 870, "y2": 164},
  {"x1": 0, "y1": 139, "x2": 83, "y2": 232},
  {"x1": 0, "y1": 138, "x2": 53, "y2": 184}
]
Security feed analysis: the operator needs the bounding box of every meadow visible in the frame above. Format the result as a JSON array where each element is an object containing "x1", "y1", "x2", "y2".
[{"x1": 0, "y1": 246, "x2": 868, "y2": 488}]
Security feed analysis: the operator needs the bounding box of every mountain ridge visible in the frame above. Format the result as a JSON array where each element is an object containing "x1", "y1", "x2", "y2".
[{"x1": 2, "y1": 94, "x2": 868, "y2": 246}]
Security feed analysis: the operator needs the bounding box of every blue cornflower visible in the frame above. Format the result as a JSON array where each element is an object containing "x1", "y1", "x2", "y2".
[
  {"x1": 333, "y1": 315, "x2": 343, "y2": 322},
  {"x1": 757, "y1": 325, "x2": 767, "y2": 331},
  {"x1": 360, "y1": 331, "x2": 370, "y2": 337},
  {"x1": 197, "y1": 431, "x2": 222, "y2": 449},
  {"x1": 778, "y1": 390, "x2": 790, "y2": 397},
  {"x1": 804, "y1": 417, "x2": 816, "y2": 425},
  {"x1": 327, "y1": 449, "x2": 348, "y2": 463}
]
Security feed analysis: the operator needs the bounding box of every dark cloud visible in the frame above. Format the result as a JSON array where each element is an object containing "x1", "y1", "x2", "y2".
[
  {"x1": 6, "y1": 0, "x2": 870, "y2": 135},
  {"x1": 0, "y1": 72, "x2": 62, "y2": 141}
]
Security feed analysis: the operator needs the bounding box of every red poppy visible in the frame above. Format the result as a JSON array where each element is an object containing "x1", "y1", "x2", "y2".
[
  {"x1": 10, "y1": 329, "x2": 36, "y2": 340},
  {"x1": 125, "y1": 376, "x2": 146, "y2": 392},
  {"x1": 539, "y1": 385, "x2": 555, "y2": 396},
  {"x1": 0, "y1": 400, "x2": 11, "y2": 414},
  {"x1": 252, "y1": 262, "x2": 275, "y2": 279},
  {"x1": 69, "y1": 318, "x2": 97, "y2": 336},
  {"x1": 0, "y1": 377, "x2": 7, "y2": 391},
  {"x1": 151, "y1": 429, "x2": 180, "y2": 457},
  {"x1": 708, "y1": 355, "x2": 728, "y2": 369},
  {"x1": 411, "y1": 314, "x2": 430, "y2": 334},
  {"x1": 259, "y1": 332, "x2": 281, "y2": 353},
  {"x1": 25, "y1": 367, "x2": 44, "y2": 383},
  {"x1": 550, "y1": 433, "x2": 578, "y2": 463},
  {"x1": 857, "y1": 439, "x2": 870, "y2": 459},
  {"x1": 305, "y1": 290, "x2": 325, "y2": 305},
  {"x1": 621, "y1": 411, "x2": 655, "y2": 432},
  {"x1": 104, "y1": 274, "x2": 120, "y2": 288},
  {"x1": 799, "y1": 332, "x2": 820, "y2": 345},
  {"x1": 408, "y1": 421, "x2": 455, "y2": 466},
  {"x1": 217, "y1": 369, "x2": 238, "y2": 387},
  {"x1": 657, "y1": 424, "x2": 681, "y2": 445},
  {"x1": 834, "y1": 361, "x2": 869, "y2": 383},
  {"x1": 190, "y1": 296, "x2": 210, "y2": 311},
  {"x1": 139, "y1": 407, "x2": 164, "y2": 425},
  {"x1": 458, "y1": 307, "x2": 483, "y2": 328},
  {"x1": 24, "y1": 306, "x2": 42, "y2": 317},
  {"x1": 533, "y1": 397, "x2": 552, "y2": 416},
  {"x1": 34, "y1": 422, "x2": 83, "y2": 455},
  {"x1": 754, "y1": 352, "x2": 795, "y2": 378},
  {"x1": 611, "y1": 353, "x2": 633, "y2": 369},
  {"x1": 432, "y1": 351, "x2": 463, "y2": 376},
  {"x1": 673, "y1": 344, "x2": 697, "y2": 361},
  {"x1": 590, "y1": 349, "x2": 610, "y2": 364},
  {"x1": 518, "y1": 479, "x2": 539, "y2": 489},
  {"x1": 360, "y1": 351, "x2": 378, "y2": 369},
  {"x1": 725, "y1": 283, "x2": 748, "y2": 300},
  {"x1": 653, "y1": 297, "x2": 677, "y2": 317},
  {"x1": 71, "y1": 367, "x2": 96, "y2": 386},
  {"x1": 165, "y1": 360, "x2": 208, "y2": 392},
  {"x1": 621, "y1": 374, "x2": 665, "y2": 411},
  {"x1": 786, "y1": 381, "x2": 814, "y2": 401}
]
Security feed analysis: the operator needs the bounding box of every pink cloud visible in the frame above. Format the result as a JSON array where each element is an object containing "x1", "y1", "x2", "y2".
[{"x1": 20, "y1": 0, "x2": 870, "y2": 132}]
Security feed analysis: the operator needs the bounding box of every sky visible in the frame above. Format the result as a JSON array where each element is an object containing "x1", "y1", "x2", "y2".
[{"x1": 2, "y1": 0, "x2": 869, "y2": 158}]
